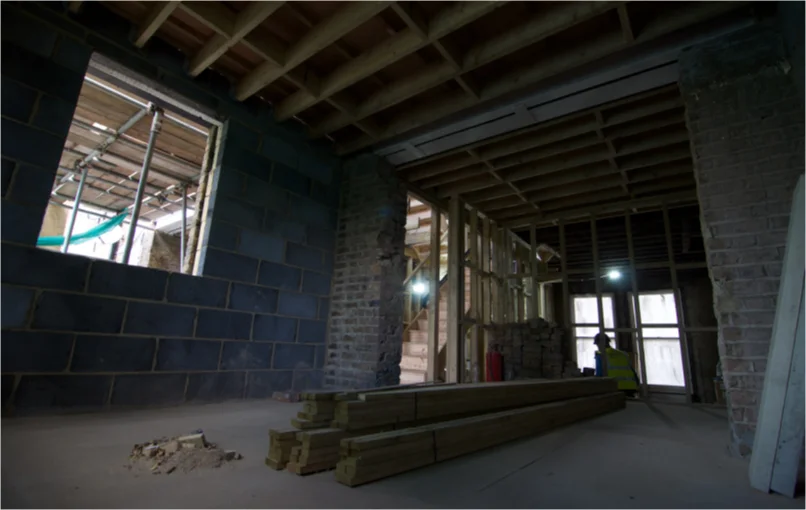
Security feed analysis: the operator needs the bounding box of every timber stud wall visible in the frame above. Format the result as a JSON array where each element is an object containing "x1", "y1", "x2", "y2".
[
  {"x1": 679, "y1": 22, "x2": 805, "y2": 456},
  {"x1": 1, "y1": 1, "x2": 342, "y2": 411},
  {"x1": 327, "y1": 154, "x2": 407, "y2": 389}
]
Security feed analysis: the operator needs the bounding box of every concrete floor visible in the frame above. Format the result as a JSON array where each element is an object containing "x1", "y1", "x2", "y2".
[{"x1": 2, "y1": 399, "x2": 801, "y2": 509}]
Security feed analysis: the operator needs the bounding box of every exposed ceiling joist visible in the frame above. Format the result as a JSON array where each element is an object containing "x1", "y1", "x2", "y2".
[
  {"x1": 234, "y1": 2, "x2": 391, "y2": 101},
  {"x1": 188, "y1": 2, "x2": 284, "y2": 77},
  {"x1": 314, "y1": 1, "x2": 617, "y2": 140},
  {"x1": 134, "y1": 1, "x2": 180, "y2": 48}
]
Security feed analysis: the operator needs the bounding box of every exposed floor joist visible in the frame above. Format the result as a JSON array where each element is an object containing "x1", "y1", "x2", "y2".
[
  {"x1": 99, "y1": 1, "x2": 750, "y2": 151},
  {"x1": 395, "y1": 85, "x2": 698, "y2": 229}
]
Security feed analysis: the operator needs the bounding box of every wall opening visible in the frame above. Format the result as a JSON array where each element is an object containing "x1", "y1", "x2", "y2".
[{"x1": 38, "y1": 56, "x2": 218, "y2": 274}]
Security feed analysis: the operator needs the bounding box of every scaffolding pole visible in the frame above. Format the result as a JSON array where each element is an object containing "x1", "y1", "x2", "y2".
[
  {"x1": 121, "y1": 107, "x2": 163, "y2": 264},
  {"x1": 180, "y1": 185, "x2": 188, "y2": 273},
  {"x1": 60, "y1": 164, "x2": 90, "y2": 253}
]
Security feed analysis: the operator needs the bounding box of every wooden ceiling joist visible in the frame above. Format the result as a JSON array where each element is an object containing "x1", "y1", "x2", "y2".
[
  {"x1": 274, "y1": 1, "x2": 501, "y2": 122},
  {"x1": 397, "y1": 82, "x2": 697, "y2": 227},
  {"x1": 101, "y1": 0, "x2": 748, "y2": 154},
  {"x1": 234, "y1": 2, "x2": 391, "y2": 101},
  {"x1": 134, "y1": 1, "x2": 180, "y2": 48},
  {"x1": 188, "y1": 2, "x2": 284, "y2": 77},
  {"x1": 313, "y1": 1, "x2": 617, "y2": 140},
  {"x1": 337, "y1": 2, "x2": 745, "y2": 153}
]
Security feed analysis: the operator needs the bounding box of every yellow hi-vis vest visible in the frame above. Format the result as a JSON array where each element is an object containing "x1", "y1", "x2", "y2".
[{"x1": 599, "y1": 348, "x2": 638, "y2": 391}]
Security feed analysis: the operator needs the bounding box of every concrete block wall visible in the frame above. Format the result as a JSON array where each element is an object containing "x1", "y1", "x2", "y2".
[
  {"x1": 326, "y1": 154, "x2": 407, "y2": 388},
  {"x1": 1, "y1": 1, "x2": 341, "y2": 412},
  {"x1": 679, "y1": 22, "x2": 805, "y2": 455}
]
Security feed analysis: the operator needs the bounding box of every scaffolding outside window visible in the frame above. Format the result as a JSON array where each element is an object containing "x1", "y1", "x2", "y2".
[{"x1": 39, "y1": 61, "x2": 213, "y2": 274}]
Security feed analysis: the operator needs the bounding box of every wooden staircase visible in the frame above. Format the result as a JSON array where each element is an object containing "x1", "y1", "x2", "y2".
[{"x1": 401, "y1": 268, "x2": 472, "y2": 384}]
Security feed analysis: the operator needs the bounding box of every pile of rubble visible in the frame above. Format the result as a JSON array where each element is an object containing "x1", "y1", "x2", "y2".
[{"x1": 128, "y1": 432, "x2": 242, "y2": 475}]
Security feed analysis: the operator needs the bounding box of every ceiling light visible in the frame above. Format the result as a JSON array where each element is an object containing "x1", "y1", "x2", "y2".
[
  {"x1": 412, "y1": 282, "x2": 427, "y2": 295},
  {"x1": 607, "y1": 270, "x2": 622, "y2": 280},
  {"x1": 92, "y1": 122, "x2": 108, "y2": 131}
]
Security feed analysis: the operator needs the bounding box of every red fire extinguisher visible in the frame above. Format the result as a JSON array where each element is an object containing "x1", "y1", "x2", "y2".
[{"x1": 486, "y1": 351, "x2": 503, "y2": 382}]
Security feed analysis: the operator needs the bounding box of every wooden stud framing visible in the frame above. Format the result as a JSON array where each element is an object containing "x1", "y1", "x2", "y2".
[
  {"x1": 559, "y1": 220, "x2": 573, "y2": 363},
  {"x1": 481, "y1": 216, "x2": 492, "y2": 379},
  {"x1": 516, "y1": 244, "x2": 525, "y2": 321},
  {"x1": 468, "y1": 207, "x2": 480, "y2": 381},
  {"x1": 662, "y1": 203, "x2": 694, "y2": 403},
  {"x1": 447, "y1": 196, "x2": 465, "y2": 383},
  {"x1": 591, "y1": 216, "x2": 608, "y2": 376},
  {"x1": 426, "y1": 206, "x2": 441, "y2": 382},
  {"x1": 530, "y1": 223, "x2": 539, "y2": 319},
  {"x1": 404, "y1": 257, "x2": 413, "y2": 327},
  {"x1": 625, "y1": 210, "x2": 649, "y2": 397}
]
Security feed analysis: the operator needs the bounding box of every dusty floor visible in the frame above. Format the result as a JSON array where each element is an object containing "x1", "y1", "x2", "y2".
[{"x1": 2, "y1": 399, "x2": 801, "y2": 509}]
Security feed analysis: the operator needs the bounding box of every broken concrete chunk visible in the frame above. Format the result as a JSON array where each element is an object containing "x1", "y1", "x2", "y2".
[
  {"x1": 177, "y1": 433, "x2": 205, "y2": 449},
  {"x1": 161, "y1": 440, "x2": 180, "y2": 454},
  {"x1": 224, "y1": 450, "x2": 243, "y2": 461}
]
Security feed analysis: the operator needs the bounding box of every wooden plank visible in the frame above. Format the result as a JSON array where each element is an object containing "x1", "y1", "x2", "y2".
[
  {"x1": 625, "y1": 211, "x2": 649, "y2": 397},
  {"x1": 591, "y1": 216, "x2": 607, "y2": 377},
  {"x1": 188, "y1": 1, "x2": 283, "y2": 76},
  {"x1": 468, "y1": 207, "x2": 480, "y2": 380},
  {"x1": 559, "y1": 220, "x2": 573, "y2": 364},
  {"x1": 134, "y1": 1, "x2": 181, "y2": 48},
  {"x1": 530, "y1": 223, "x2": 538, "y2": 319},
  {"x1": 662, "y1": 204, "x2": 693, "y2": 403},
  {"x1": 235, "y1": 1, "x2": 390, "y2": 101},
  {"x1": 427, "y1": 206, "x2": 441, "y2": 382},
  {"x1": 617, "y1": 5, "x2": 635, "y2": 42},
  {"x1": 749, "y1": 176, "x2": 805, "y2": 496},
  {"x1": 447, "y1": 196, "x2": 465, "y2": 383},
  {"x1": 337, "y1": 391, "x2": 625, "y2": 486}
]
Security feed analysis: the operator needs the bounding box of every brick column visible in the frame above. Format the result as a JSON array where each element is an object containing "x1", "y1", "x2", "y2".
[
  {"x1": 679, "y1": 22, "x2": 805, "y2": 456},
  {"x1": 326, "y1": 154, "x2": 406, "y2": 389}
]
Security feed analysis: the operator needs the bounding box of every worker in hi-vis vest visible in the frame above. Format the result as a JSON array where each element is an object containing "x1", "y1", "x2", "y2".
[{"x1": 594, "y1": 332, "x2": 639, "y2": 395}]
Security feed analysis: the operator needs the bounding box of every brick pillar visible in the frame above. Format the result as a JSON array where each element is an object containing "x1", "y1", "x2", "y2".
[
  {"x1": 326, "y1": 154, "x2": 406, "y2": 389},
  {"x1": 679, "y1": 22, "x2": 805, "y2": 456}
]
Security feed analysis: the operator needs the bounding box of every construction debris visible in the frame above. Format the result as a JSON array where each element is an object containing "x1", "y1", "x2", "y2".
[
  {"x1": 128, "y1": 432, "x2": 243, "y2": 475},
  {"x1": 272, "y1": 391, "x2": 301, "y2": 403}
]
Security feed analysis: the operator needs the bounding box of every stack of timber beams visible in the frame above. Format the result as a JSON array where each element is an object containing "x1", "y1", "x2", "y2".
[
  {"x1": 266, "y1": 390, "x2": 343, "y2": 470},
  {"x1": 269, "y1": 379, "x2": 623, "y2": 479},
  {"x1": 266, "y1": 383, "x2": 445, "y2": 473},
  {"x1": 336, "y1": 391, "x2": 625, "y2": 486},
  {"x1": 340, "y1": 378, "x2": 618, "y2": 427}
]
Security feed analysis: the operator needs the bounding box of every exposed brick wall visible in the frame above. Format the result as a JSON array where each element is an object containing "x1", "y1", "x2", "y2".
[
  {"x1": 679, "y1": 22, "x2": 805, "y2": 455},
  {"x1": 0, "y1": 1, "x2": 341, "y2": 412},
  {"x1": 326, "y1": 154, "x2": 406, "y2": 389},
  {"x1": 486, "y1": 319, "x2": 568, "y2": 380}
]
